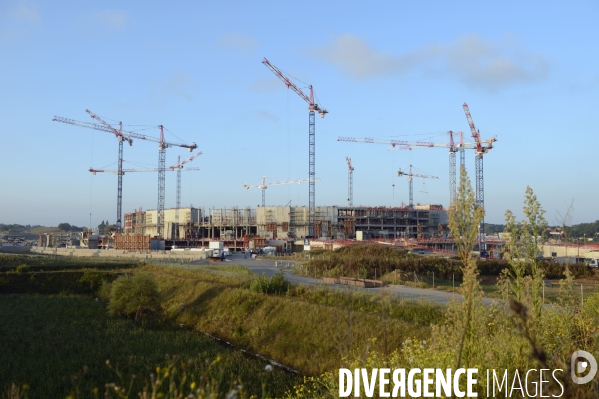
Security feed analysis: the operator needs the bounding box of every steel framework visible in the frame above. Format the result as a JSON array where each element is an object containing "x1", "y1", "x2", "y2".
[
  {"x1": 263, "y1": 58, "x2": 327, "y2": 237},
  {"x1": 345, "y1": 156, "x2": 354, "y2": 207},
  {"x1": 463, "y1": 102, "x2": 495, "y2": 249}
]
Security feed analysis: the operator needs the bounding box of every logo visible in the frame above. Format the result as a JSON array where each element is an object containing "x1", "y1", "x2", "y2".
[{"x1": 571, "y1": 350, "x2": 597, "y2": 385}]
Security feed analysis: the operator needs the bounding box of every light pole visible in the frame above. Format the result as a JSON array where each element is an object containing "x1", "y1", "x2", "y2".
[{"x1": 577, "y1": 237, "x2": 580, "y2": 260}]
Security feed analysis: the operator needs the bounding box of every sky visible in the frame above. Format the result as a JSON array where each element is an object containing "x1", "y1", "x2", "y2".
[{"x1": 1, "y1": 1, "x2": 597, "y2": 228}]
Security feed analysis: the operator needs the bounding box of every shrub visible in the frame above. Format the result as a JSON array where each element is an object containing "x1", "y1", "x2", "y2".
[
  {"x1": 108, "y1": 273, "x2": 160, "y2": 320},
  {"x1": 249, "y1": 271, "x2": 290, "y2": 295},
  {"x1": 78, "y1": 269, "x2": 104, "y2": 290},
  {"x1": 16, "y1": 264, "x2": 29, "y2": 273}
]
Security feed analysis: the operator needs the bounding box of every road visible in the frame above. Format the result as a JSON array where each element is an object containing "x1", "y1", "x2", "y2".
[{"x1": 189, "y1": 252, "x2": 498, "y2": 306}]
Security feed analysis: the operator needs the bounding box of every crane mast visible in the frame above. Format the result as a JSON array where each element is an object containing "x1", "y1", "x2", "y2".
[
  {"x1": 448, "y1": 131, "x2": 457, "y2": 206},
  {"x1": 263, "y1": 58, "x2": 327, "y2": 238},
  {"x1": 172, "y1": 152, "x2": 202, "y2": 239},
  {"x1": 345, "y1": 156, "x2": 354, "y2": 207},
  {"x1": 157, "y1": 125, "x2": 166, "y2": 238},
  {"x1": 78, "y1": 110, "x2": 131, "y2": 232},
  {"x1": 463, "y1": 102, "x2": 493, "y2": 249}
]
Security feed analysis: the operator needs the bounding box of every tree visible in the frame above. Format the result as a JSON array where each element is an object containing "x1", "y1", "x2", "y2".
[
  {"x1": 58, "y1": 223, "x2": 72, "y2": 231},
  {"x1": 447, "y1": 165, "x2": 485, "y2": 369},
  {"x1": 108, "y1": 273, "x2": 160, "y2": 321},
  {"x1": 502, "y1": 187, "x2": 548, "y2": 320}
]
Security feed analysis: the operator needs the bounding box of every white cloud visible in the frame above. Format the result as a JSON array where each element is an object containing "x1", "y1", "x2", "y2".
[
  {"x1": 0, "y1": 3, "x2": 40, "y2": 43},
  {"x1": 309, "y1": 33, "x2": 440, "y2": 79},
  {"x1": 11, "y1": 3, "x2": 40, "y2": 22},
  {"x1": 445, "y1": 34, "x2": 548, "y2": 90},
  {"x1": 218, "y1": 33, "x2": 257, "y2": 53},
  {"x1": 309, "y1": 33, "x2": 549, "y2": 91},
  {"x1": 93, "y1": 9, "x2": 128, "y2": 30}
]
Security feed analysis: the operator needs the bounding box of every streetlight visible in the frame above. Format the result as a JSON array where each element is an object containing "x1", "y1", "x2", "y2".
[{"x1": 577, "y1": 237, "x2": 580, "y2": 260}]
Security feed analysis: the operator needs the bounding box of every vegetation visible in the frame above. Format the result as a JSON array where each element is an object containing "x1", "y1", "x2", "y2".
[
  {"x1": 249, "y1": 271, "x2": 291, "y2": 294},
  {"x1": 0, "y1": 295, "x2": 299, "y2": 398},
  {"x1": 153, "y1": 267, "x2": 438, "y2": 375},
  {"x1": 287, "y1": 172, "x2": 599, "y2": 398},
  {"x1": 0, "y1": 253, "x2": 139, "y2": 272},
  {"x1": 57, "y1": 222, "x2": 84, "y2": 232},
  {"x1": 107, "y1": 273, "x2": 161, "y2": 320}
]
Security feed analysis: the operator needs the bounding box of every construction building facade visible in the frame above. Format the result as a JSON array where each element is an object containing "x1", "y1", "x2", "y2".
[
  {"x1": 337, "y1": 204, "x2": 448, "y2": 240},
  {"x1": 123, "y1": 204, "x2": 447, "y2": 243}
]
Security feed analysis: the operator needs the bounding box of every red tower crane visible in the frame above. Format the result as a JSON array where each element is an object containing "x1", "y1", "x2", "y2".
[
  {"x1": 338, "y1": 134, "x2": 496, "y2": 207},
  {"x1": 53, "y1": 111, "x2": 198, "y2": 238},
  {"x1": 263, "y1": 58, "x2": 328, "y2": 238},
  {"x1": 462, "y1": 102, "x2": 494, "y2": 249}
]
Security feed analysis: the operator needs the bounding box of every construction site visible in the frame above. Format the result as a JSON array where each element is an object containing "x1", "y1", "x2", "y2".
[{"x1": 51, "y1": 60, "x2": 497, "y2": 254}]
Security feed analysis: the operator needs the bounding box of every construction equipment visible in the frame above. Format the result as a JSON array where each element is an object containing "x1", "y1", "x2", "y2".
[
  {"x1": 338, "y1": 133, "x2": 495, "y2": 206},
  {"x1": 397, "y1": 165, "x2": 438, "y2": 208},
  {"x1": 90, "y1": 152, "x2": 201, "y2": 238},
  {"x1": 243, "y1": 176, "x2": 321, "y2": 207},
  {"x1": 53, "y1": 114, "x2": 131, "y2": 230},
  {"x1": 263, "y1": 58, "x2": 328, "y2": 238},
  {"x1": 345, "y1": 156, "x2": 354, "y2": 207},
  {"x1": 462, "y1": 102, "x2": 494, "y2": 249},
  {"x1": 53, "y1": 111, "x2": 197, "y2": 238},
  {"x1": 172, "y1": 152, "x2": 202, "y2": 238}
]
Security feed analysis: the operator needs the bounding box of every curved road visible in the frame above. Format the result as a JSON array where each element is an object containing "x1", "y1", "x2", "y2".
[{"x1": 190, "y1": 253, "x2": 498, "y2": 306}]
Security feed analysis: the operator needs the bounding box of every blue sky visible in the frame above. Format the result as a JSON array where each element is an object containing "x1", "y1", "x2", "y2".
[{"x1": 1, "y1": 1, "x2": 597, "y2": 227}]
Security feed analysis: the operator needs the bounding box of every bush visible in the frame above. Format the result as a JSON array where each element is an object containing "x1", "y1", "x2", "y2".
[
  {"x1": 108, "y1": 273, "x2": 160, "y2": 320},
  {"x1": 249, "y1": 271, "x2": 290, "y2": 295},
  {"x1": 16, "y1": 264, "x2": 29, "y2": 273},
  {"x1": 78, "y1": 269, "x2": 104, "y2": 290}
]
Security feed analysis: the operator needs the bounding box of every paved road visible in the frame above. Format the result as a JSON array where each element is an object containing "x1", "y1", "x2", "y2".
[{"x1": 189, "y1": 253, "x2": 498, "y2": 306}]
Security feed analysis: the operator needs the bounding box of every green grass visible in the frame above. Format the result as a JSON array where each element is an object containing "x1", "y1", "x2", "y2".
[
  {"x1": 0, "y1": 295, "x2": 301, "y2": 399},
  {"x1": 153, "y1": 268, "x2": 439, "y2": 375},
  {"x1": 0, "y1": 254, "x2": 139, "y2": 272}
]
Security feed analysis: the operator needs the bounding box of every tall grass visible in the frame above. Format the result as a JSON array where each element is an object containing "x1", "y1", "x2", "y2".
[{"x1": 0, "y1": 295, "x2": 300, "y2": 398}]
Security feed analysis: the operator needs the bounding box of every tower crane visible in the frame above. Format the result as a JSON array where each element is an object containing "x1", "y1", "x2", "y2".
[
  {"x1": 462, "y1": 102, "x2": 494, "y2": 248},
  {"x1": 89, "y1": 152, "x2": 201, "y2": 239},
  {"x1": 345, "y1": 156, "x2": 354, "y2": 207},
  {"x1": 53, "y1": 111, "x2": 197, "y2": 238},
  {"x1": 243, "y1": 176, "x2": 321, "y2": 207},
  {"x1": 173, "y1": 152, "x2": 202, "y2": 239},
  {"x1": 338, "y1": 134, "x2": 496, "y2": 207},
  {"x1": 263, "y1": 58, "x2": 328, "y2": 238},
  {"x1": 397, "y1": 165, "x2": 438, "y2": 208},
  {"x1": 88, "y1": 162, "x2": 201, "y2": 238},
  {"x1": 53, "y1": 114, "x2": 130, "y2": 231}
]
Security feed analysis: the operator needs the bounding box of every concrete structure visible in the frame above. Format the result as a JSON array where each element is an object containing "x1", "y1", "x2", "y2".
[
  {"x1": 124, "y1": 207, "x2": 257, "y2": 240},
  {"x1": 256, "y1": 206, "x2": 339, "y2": 239},
  {"x1": 337, "y1": 204, "x2": 448, "y2": 239},
  {"x1": 121, "y1": 204, "x2": 448, "y2": 248}
]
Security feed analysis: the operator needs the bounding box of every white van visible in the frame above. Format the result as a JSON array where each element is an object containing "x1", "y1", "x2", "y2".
[{"x1": 587, "y1": 258, "x2": 599, "y2": 267}]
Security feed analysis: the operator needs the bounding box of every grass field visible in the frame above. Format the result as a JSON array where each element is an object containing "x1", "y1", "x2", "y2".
[{"x1": 0, "y1": 295, "x2": 301, "y2": 399}]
